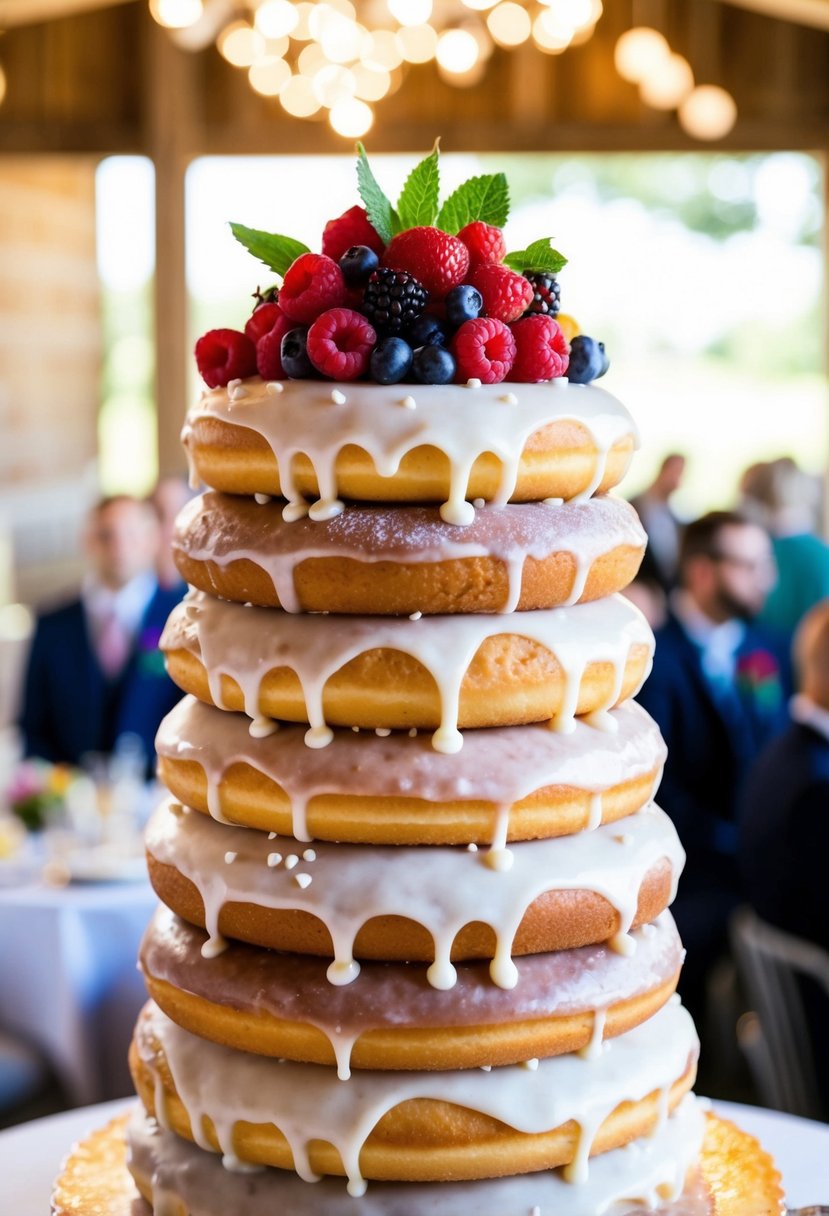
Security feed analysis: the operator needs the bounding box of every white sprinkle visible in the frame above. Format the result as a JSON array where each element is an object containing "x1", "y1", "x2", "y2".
[
  {"x1": 466, "y1": 842, "x2": 478, "y2": 852},
  {"x1": 227, "y1": 378, "x2": 242, "y2": 392},
  {"x1": 254, "y1": 493, "x2": 271, "y2": 505},
  {"x1": 351, "y1": 725, "x2": 360, "y2": 733},
  {"x1": 521, "y1": 1058, "x2": 540, "y2": 1071},
  {"x1": 284, "y1": 854, "x2": 299, "y2": 870},
  {"x1": 400, "y1": 395, "x2": 417, "y2": 410},
  {"x1": 249, "y1": 715, "x2": 279, "y2": 739},
  {"x1": 409, "y1": 610, "x2": 422, "y2": 621},
  {"x1": 479, "y1": 1064, "x2": 492, "y2": 1072},
  {"x1": 266, "y1": 381, "x2": 284, "y2": 394},
  {"x1": 302, "y1": 848, "x2": 316, "y2": 862},
  {"x1": 465, "y1": 377, "x2": 482, "y2": 388},
  {"x1": 267, "y1": 852, "x2": 282, "y2": 867},
  {"x1": 472, "y1": 497, "x2": 485, "y2": 508},
  {"x1": 542, "y1": 496, "x2": 564, "y2": 507},
  {"x1": 553, "y1": 376, "x2": 568, "y2": 388},
  {"x1": 531, "y1": 1206, "x2": 542, "y2": 1216},
  {"x1": 294, "y1": 873, "x2": 312, "y2": 889},
  {"x1": 498, "y1": 391, "x2": 518, "y2": 405},
  {"x1": 408, "y1": 727, "x2": 418, "y2": 737},
  {"x1": 230, "y1": 385, "x2": 248, "y2": 401},
  {"x1": 331, "y1": 389, "x2": 347, "y2": 405},
  {"x1": 224, "y1": 851, "x2": 237, "y2": 864},
  {"x1": 268, "y1": 832, "x2": 278, "y2": 840},
  {"x1": 181, "y1": 805, "x2": 191, "y2": 814},
  {"x1": 375, "y1": 727, "x2": 391, "y2": 737}
]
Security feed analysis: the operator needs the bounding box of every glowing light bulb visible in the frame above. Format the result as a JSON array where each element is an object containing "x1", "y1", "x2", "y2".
[
  {"x1": 679, "y1": 85, "x2": 737, "y2": 140},
  {"x1": 533, "y1": 10, "x2": 572, "y2": 52},
  {"x1": 291, "y1": 3, "x2": 315, "y2": 40},
  {"x1": 639, "y1": 52, "x2": 693, "y2": 109},
  {"x1": 280, "y1": 74, "x2": 321, "y2": 117},
  {"x1": 461, "y1": 0, "x2": 499, "y2": 10},
  {"x1": 436, "y1": 28, "x2": 479, "y2": 74},
  {"x1": 255, "y1": 0, "x2": 298, "y2": 39},
  {"x1": 298, "y1": 42, "x2": 329, "y2": 76},
  {"x1": 388, "y1": 0, "x2": 433, "y2": 26},
  {"x1": 361, "y1": 29, "x2": 404, "y2": 70},
  {"x1": 249, "y1": 57, "x2": 291, "y2": 96},
  {"x1": 218, "y1": 22, "x2": 266, "y2": 68},
  {"x1": 329, "y1": 97, "x2": 374, "y2": 137},
  {"x1": 352, "y1": 62, "x2": 391, "y2": 100},
  {"x1": 538, "y1": 0, "x2": 593, "y2": 26},
  {"x1": 396, "y1": 24, "x2": 438, "y2": 63},
  {"x1": 487, "y1": 3, "x2": 531, "y2": 47},
  {"x1": 150, "y1": 0, "x2": 203, "y2": 28},
  {"x1": 0, "y1": 64, "x2": 6, "y2": 107},
  {"x1": 313, "y1": 63, "x2": 357, "y2": 107},
  {"x1": 437, "y1": 58, "x2": 486, "y2": 87},
  {"x1": 614, "y1": 26, "x2": 669, "y2": 83}
]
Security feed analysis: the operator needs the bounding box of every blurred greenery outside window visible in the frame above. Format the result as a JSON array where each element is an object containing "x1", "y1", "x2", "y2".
[{"x1": 97, "y1": 152, "x2": 825, "y2": 518}]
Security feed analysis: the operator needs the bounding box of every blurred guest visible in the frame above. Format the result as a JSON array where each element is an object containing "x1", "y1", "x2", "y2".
[
  {"x1": 630, "y1": 453, "x2": 686, "y2": 593},
  {"x1": 739, "y1": 599, "x2": 829, "y2": 949},
  {"x1": 637, "y1": 511, "x2": 791, "y2": 1021},
  {"x1": 19, "y1": 495, "x2": 182, "y2": 774},
  {"x1": 740, "y1": 457, "x2": 829, "y2": 637},
  {"x1": 622, "y1": 574, "x2": 667, "y2": 632},
  {"x1": 149, "y1": 476, "x2": 192, "y2": 591}
]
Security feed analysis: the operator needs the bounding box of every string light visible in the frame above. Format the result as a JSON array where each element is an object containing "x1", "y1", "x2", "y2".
[
  {"x1": 388, "y1": 0, "x2": 433, "y2": 27},
  {"x1": 679, "y1": 84, "x2": 738, "y2": 140},
  {"x1": 436, "y1": 27, "x2": 480, "y2": 73},
  {"x1": 0, "y1": 63, "x2": 6, "y2": 108},
  {"x1": 218, "y1": 22, "x2": 266, "y2": 68},
  {"x1": 487, "y1": 3, "x2": 532, "y2": 47},
  {"x1": 614, "y1": 26, "x2": 669, "y2": 83},
  {"x1": 279, "y1": 73, "x2": 321, "y2": 116},
  {"x1": 329, "y1": 96, "x2": 374, "y2": 136},
  {"x1": 396, "y1": 23, "x2": 439, "y2": 63},
  {"x1": 255, "y1": 1, "x2": 299, "y2": 39},
  {"x1": 639, "y1": 52, "x2": 694, "y2": 109},
  {"x1": 149, "y1": 0, "x2": 202, "y2": 29},
  {"x1": 249, "y1": 57, "x2": 292, "y2": 95}
]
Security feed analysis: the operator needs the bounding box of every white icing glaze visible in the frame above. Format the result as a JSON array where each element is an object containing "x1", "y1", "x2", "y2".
[
  {"x1": 173, "y1": 493, "x2": 646, "y2": 615},
  {"x1": 155, "y1": 696, "x2": 666, "y2": 846},
  {"x1": 127, "y1": 1096, "x2": 707, "y2": 1215},
  {"x1": 134, "y1": 1000, "x2": 698, "y2": 1196},
  {"x1": 159, "y1": 591, "x2": 654, "y2": 750},
  {"x1": 144, "y1": 797, "x2": 684, "y2": 989},
  {"x1": 181, "y1": 377, "x2": 638, "y2": 525}
]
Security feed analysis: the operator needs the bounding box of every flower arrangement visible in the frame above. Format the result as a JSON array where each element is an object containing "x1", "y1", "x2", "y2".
[{"x1": 5, "y1": 759, "x2": 74, "y2": 832}]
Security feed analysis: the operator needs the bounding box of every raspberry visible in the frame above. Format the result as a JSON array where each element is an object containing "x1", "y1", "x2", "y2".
[
  {"x1": 306, "y1": 308, "x2": 376, "y2": 380},
  {"x1": 469, "y1": 264, "x2": 533, "y2": 324},
  {"x1": 194, "y1": 328, "x2": 257, "y2": 388},
  {"x1": 508, "y1": 315, "x2": 570, "y2": 383},
  {"x1": 451, "y1": 317, "x2": 516, "y2": 384},
  {"x1": 523, "y1": 272, "x2": 561, "y2": 318},
  {"x1": 245, "y1": 301, "x2": 284, "y2": 345},
  {"x1": 458, "y1": 221, "x2": 506, "y2": 269},
  {"x1": 279, "y1": 253, "x2": 345, "y2": 325},
  {"x1": 322, "y1": 205, "x2": 385, "y2": 262},
  {"x1": 382, "y1": 227, "x2": 469, "y2": 301},
  {"x1": 255, "y1": 314, "x2": 293, "y2": 379},
  {"x1": 362, "y1": 267, "x2": 428, "y2": 335}
]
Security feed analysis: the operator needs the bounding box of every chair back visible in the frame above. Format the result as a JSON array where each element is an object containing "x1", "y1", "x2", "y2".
[{"x1": 731, "y1": 906, "x2": 829, "y2": 1119}]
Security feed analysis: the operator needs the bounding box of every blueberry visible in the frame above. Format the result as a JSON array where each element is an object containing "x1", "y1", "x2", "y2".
[
  {"x1": 370, "y1": 336, "x2": 413, "y2": 385},
  {"x1": 281, "y1": 327, "x2": 313, "y2": 378},
  {"x1": 413, "y1": 344, "x2": 456, "y2": 385},
  {"x1": 406, "y1": 313, "x2": 448, "y2": 348},
  {"x1": 445, "y1": 284, "x2": 483, "y2": 327},
  {"x1": 339, "y1": 244, "x2": 380, "y2": 287},
  {"x1": 567, "y1": 335, "x2": 607, "y2": 385}
]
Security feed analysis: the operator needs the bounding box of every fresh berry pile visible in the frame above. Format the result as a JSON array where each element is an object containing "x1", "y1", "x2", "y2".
[{"x1": 195, "y1": 144, "x2": 610, "y2": 389}]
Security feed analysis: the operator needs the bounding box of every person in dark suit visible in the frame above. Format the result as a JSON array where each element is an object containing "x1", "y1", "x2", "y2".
[
  {"x1": 739, "y1": 599, "x2": 829, "y2": 949},
  {"x1": 637, "y1": 510, "x2": 791, "y2": 1021},
  {"x1": 20, "y1": 495, "x2": 183, "y2": 775}
]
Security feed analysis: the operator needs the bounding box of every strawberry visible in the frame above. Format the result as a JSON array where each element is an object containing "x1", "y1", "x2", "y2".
[{"x1": 382, "y1": 227, "x2": 469, "y2": 301}]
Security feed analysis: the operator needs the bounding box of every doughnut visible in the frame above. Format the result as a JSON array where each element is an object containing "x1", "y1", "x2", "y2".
[
  {"x1": 50, "y1": 1106, "x2": 786, "y2": 1216},
  {"x1": 144, "y1": 798, "x2": 684, "y2": 978},
  {"x1": 172, "y1": 493, "x2": 646, "y2": 615},
  {"x1": 129, "y1": 1000, "x2": 698, "y2": 1186},
  {"x1": 160, "y1": 592, "x2": 654, "y2": 745},
  {"x1": 140, "y1": 906, "x2": 683, "y2": 1073},
  {"x1": 182, "y1": 378, "x2": 639, "y2": 523},
  {"x1": 155, "y1": 696, "x2": 666, "y2": 845}
]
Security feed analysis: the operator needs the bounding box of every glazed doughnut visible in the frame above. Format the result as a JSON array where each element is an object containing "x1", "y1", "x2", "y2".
[
  {"x1": 160, "y1": 592, "x2": 654, "y2": 745},
  {"x1": 172, "y1": 493, "x2": 645, "y2": 615},
  {"x1": 129, "y1": 1000, "x2": 698, "y2": 1186},
  {"x1": 140, "y1": 906, "x2": 683, "y2": 1073},
  {"x1": 182, "y1": 378, "x2": 639, "y2": 522},
  {"x1": 155, "y1": 697, "x2": 666, "y2": 845},
  {"x1": 144, "y1": 799, "x2": 684, "y2": 977},
  {"x1": 51, "y1": 1106, "x2": 786, "y2": 1216}
]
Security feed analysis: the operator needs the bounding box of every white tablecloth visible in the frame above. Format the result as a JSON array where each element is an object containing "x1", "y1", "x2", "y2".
[
  {"x1": 0, "y1": 880, "x2": 156, "y2": 1105},
  {"x1": 0, "y1": 1097, "x2": 827, "y2": 1213}
]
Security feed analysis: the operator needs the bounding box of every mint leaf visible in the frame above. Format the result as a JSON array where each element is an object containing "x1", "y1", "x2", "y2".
[
  {"x1": 436, "y1": 172, "x2": 509, "y2": 234},
  {"x1": 230, "y1": 223, "x2": 310, "y2": 277},
  {"x1": 396, "y1": 140, "x2": 440, "y2": 229},
  {"x1": 504, "y1": 239, "x2": 568, "y2": 274},
  {"x1": 356, "y1": 142, "x2": 399, "y2": 244}
]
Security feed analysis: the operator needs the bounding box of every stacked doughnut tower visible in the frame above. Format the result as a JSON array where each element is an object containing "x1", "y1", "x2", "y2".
[{"x1": 52, "y1": 164, "x2": 783, "y2": 1216}]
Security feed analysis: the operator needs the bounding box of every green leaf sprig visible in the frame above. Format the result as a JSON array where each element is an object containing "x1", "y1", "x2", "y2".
[{"x1": 229, "y1": 143, "x2": 567, "y2": 280}]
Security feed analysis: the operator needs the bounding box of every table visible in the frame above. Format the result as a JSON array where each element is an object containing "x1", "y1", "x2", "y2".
[
  {"x1": 0, "y1": 879, "x2": 157, "y2": 1105},
  {"x1": 0, "y1": 1097, "x2": 826, "y2": 1214}
]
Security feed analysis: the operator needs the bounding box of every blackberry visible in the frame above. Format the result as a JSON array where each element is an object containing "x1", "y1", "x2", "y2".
[
  {"x1": 362, "y1": 268, "x2": 428, "y2": 336},
  {"x1": 523, "y1": 272, "x2": 561, "y2": 318}
]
